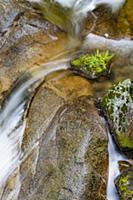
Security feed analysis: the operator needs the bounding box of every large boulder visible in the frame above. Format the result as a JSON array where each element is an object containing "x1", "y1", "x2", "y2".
[
  {"x1": 19, "y1": 75, "x2": 108, "y2": 200},
  {"x1": 1, "y1": 73, "x2": 108, "y2": 200}
]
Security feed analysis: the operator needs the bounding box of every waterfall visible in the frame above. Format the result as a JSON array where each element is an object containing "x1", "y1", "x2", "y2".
[{"x1": 28, "y1": 0, "x2": 125, "y2": 36}]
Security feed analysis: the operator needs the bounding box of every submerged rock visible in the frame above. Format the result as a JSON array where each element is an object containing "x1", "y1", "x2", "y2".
[
  {"x1": 115, "y1": 167, "x2": 133, "y2": 200},
  {"x1": 70, "y1": 50, "x2": 113, "y2": 79},
  {"x1": 101, "y1": 79, "x2": 133, "y2": 157}
]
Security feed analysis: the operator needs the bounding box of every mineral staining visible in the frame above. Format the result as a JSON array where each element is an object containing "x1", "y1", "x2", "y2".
[
  {"x1": 70, "y1": 50, "x2": 113, "y2": 79},
  {"x1": 101, "y1": 79, "x2": 133, "y2": 155}
]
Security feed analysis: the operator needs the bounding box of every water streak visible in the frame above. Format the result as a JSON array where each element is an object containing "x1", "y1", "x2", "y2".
[
  {"x1": 107, "y1": 132, "x2": 127, "y2": 200},
  {"x1": 0, "y1": 58, "x2": 69, "y2": 185}
]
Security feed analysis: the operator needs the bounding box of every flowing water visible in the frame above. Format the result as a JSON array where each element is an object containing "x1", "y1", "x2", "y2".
[
  {"x1": 0, "y1": 59, "x2": 69, "y2": 185},
  {"x1": 0, "y1": 0, "x2": 132, "y2": 199},
  {"x1": 107, "y1": 132, "x2": 127, "y2": 200},
  {"x1": 28, "y1": 0, "x2": 125, "y2": 36}
]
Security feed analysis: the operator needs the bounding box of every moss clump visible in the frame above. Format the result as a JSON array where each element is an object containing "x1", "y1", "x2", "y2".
[
  {"x1": 71, "y1": 50, "x2": 113, "y2": 79},
  {"x1": 101, "y1": 79, "x2": 133, "y2": 154},
  {"x1": 115, "y1": 168, "x2": 133, "y2": 200}
]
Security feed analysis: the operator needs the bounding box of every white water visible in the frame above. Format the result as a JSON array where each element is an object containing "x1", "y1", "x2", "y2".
[
  {"x1": 0, "y1": 58, "x2": 69, "y2": 186},
  {"x1": 107, "y1": 132, "x2": 127, "y2": 200},
  {"x1": 29, "y1": 0, "x2": 125, "y2": 12}
]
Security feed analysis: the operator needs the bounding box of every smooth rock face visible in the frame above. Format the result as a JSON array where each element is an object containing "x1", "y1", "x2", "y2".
[
  {"x1": 20, "y1": 99, "x2": 108, "y2": 200},
  {"x1": 101, "y1": 79, "x2": 133, "y2": 157},
  {"x1": 0, "y1": 0, "x2": 68, "y2": 103},
  {"x1": 5, "y1": 74, "x2": 107, "y2": 200},
  {"x1": 115, "y1": 167, "x2": 133, "y2": 200}
]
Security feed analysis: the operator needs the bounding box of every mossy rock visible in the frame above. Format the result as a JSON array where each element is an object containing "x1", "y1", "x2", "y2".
[
  {"x1": 70, "y1": 50, "x2": 113, "y2": 79},
  {"x1": 117, "y1": 0, "x2": 133, "y2": 37},
  {"x1": 115, "y1": 167, "x2": 133, "y2": 200},
  {"x1": 101, "y1": 79, "x2": 133, "y2": 157}
]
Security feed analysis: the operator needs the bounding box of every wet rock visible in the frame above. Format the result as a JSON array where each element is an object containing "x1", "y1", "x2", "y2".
[
  {"x1": 85, "y1": 6, "x2": 120, "y2": 39},
  {"x1": 83, "y1": 34, "x2": 133, "y2": 67},
  {"x1": 16, "y1": 74, "x2": 108, "y2": 200},
  {"x1": 115, "y1": 167, "x2": 133, "y2": 200},
  {"x1": 0, "y1": 0, "x2": 70, "y2": 103},
  {"x1": 85, "y1": 1, "x2": 133, "y2": 40},
  {"x1": 118, "y1": 160, "x2": 133, "y2": 173},
  {"x1": 101, "y1": 79, "x2": 133, "y2": 157}
]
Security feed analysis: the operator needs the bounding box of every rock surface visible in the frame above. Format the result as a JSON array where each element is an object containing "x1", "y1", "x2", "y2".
[
  {"x1": 1, "y1": 73, "x2": 108, "y2": 200},
  {"x1": 19, "y1": 74, "x2": 108, "y2": 200}
]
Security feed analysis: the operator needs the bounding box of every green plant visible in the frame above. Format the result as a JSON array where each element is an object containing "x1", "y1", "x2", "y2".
[{"x1": 71, "y1": 50, "x2": 113, "y2": 78}]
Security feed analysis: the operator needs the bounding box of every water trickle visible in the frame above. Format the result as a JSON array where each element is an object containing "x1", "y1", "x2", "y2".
[{"x1": 107, "y1": 132, "x2": 127, "y2": 200}]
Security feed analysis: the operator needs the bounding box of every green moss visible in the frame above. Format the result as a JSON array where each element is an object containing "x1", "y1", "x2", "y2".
[
  {"x1": 101, "y1": 79, "x2": 133, "y2": 152},
  {"x1": 119, "y1": 175, "x2": 128, "y2": 193},
  {"x1": 71, "y1": 50, "x2": 113, "y2": 79},
  {"x1": 117, "y1": 133, "x2": 133, "y2": 149}
]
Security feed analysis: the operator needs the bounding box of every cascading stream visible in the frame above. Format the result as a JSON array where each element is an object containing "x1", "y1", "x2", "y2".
[
  {"x1": 0, "y1": 0, "x2": 131, "y2": 199},
  {"x1": 0, "y1": 58, "x2": 69, "y2": 186},
  {"x1": 28, "y1": 0, "x2": 125, "y2": 36}
]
